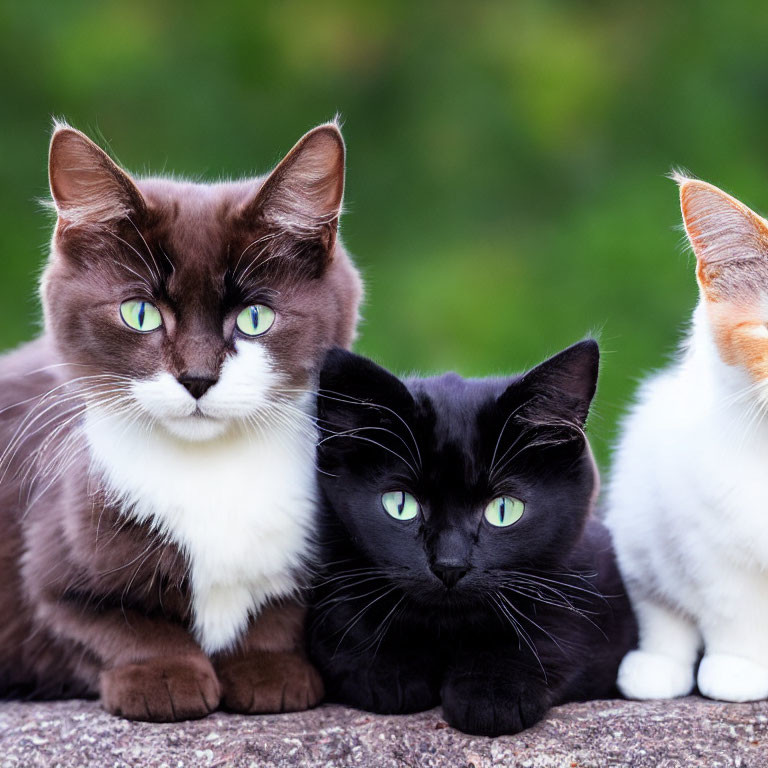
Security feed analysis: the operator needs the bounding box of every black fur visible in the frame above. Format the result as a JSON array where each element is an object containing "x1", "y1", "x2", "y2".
[{"x1": 307, "y1": 342, "x2": 637, "y2": 736}]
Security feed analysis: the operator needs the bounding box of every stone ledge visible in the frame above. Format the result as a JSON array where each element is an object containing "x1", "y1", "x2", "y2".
[{"x1": 0, "y1": 698, "x2": 765, "y2": 768}]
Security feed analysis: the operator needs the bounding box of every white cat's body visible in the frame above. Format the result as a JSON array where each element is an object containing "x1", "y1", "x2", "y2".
[{"x1": 607, "y1": 176, "x2": 768, "y2": 702}]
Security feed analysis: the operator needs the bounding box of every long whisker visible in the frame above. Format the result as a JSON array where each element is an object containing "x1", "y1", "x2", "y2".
[{"x1": 318, "y1": 389, "x2": 422, "y2": 470}]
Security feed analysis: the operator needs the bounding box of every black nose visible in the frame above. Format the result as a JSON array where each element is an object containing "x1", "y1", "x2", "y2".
[
  {"x1": 178, "y1": 375, "x2": 217, "y2": 399},
  {"x1": 431, "y1": 563, "x2": 469, "y2": 589}
]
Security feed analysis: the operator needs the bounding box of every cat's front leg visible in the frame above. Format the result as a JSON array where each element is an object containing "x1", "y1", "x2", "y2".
[
  {"x1": 696, "y1": 570, "x2": 768, "y2": 702},
  {"x1": 616, "y1": 594, "x2": 700, "y2": 700},
  {"x1": 308, "y1": 604, "x2": 441, "y2": 714},
  {"x1": 441, "y1": 651, "x2": 552, "y2": 736},
  {"x1": 214, "y1": 601, "x2": 323, "y2": 714},
  {"x1": 323, "y1": 648, "x2": 441, "y2": 715},
  {"x1": 38, "y1": 599, "x2": 219, "y2": 721}
]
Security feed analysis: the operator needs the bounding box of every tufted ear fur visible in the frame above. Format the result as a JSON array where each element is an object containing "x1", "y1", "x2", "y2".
[
  {"x1": 499, "y1": 340, "x2": 600, "y2": 434},
  {"x1": 675, "y1": 173, "x2": 768, "y2": 300},
  {"x1": 242, "y1": 122, "x2": 345, "y2": 253},
  {"x1": 49, "y1": 124, "x2": 146, "y2": 227}
]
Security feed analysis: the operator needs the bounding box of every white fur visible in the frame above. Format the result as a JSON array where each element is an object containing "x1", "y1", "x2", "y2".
[
  {"x1": 607, "y1": 303, "x2": 768, "y2": 701},
  {"x1": 84, "y1": 341, "x2": 317, "y2": 654}
]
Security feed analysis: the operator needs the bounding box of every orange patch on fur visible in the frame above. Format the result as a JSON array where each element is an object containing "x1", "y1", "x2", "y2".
[
  {"x1": 696, "y1": 261, "x2": 721, "y2": 297},
  {"x1": 706, "y1": 301, "x2": 768, "y2": 381}
]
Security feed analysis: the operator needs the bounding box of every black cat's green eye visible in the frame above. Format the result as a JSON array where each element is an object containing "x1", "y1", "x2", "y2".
[
  {"x1": 382, "y1": 491, "x2": 420, "y2": 521},
  {"x1": 236, "y1": 305, "x2": 275, "y2": 337},
  {"x1": 484, "y1": 496, "x2": 524, "y2": 527},
  {"x1": 120, "y1": 300, "x2": 162, "y2": 333}
]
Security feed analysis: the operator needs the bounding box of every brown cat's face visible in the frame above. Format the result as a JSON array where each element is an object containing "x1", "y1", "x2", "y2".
[
  {"x1": 678, "y1": 175, "x2": 768, "y2": 385},
  {"x1": 43, "y1": 124, "x2": 362, "y2": 441}
]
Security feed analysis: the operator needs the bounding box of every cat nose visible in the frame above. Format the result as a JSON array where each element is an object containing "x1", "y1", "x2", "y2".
[
  {"x1": 178, "y1": 375, "x2": 217, "y2": 399},
  {"x1": 431, "y1": 562, "x2": 469, "y2": 588}
]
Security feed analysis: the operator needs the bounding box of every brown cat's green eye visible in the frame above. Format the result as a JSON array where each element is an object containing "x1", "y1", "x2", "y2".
[
  {"x1": 236, "y1": 305, "x2": 275, "y2": 337},
  {"x1": 120, "y1": 300, "x2": 162, "y2": 333}
]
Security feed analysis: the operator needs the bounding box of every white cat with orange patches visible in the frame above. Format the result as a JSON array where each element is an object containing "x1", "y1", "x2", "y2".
[{"x1": 607, "y1": 175, "x2": 768, "y2": 702}]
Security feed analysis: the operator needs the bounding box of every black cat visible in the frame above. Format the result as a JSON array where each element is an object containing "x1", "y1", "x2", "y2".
[{"x1": 307, "y1": 342, "x2": 637, "y2": 736}]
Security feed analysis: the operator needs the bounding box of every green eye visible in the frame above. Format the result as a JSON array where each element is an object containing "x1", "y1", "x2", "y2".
[
  {"x1": 382, "y1": 491, "x2": 420, "y2": 521},
  {"x1": 484, "y1": 496, "x2": 524, "y2": 527},
  {"x1": 236, "y1": 305, "x2": 275, "y2": 337},
  {"x1": 120, "y1": 300, "x2": 162, "y2": 332}
]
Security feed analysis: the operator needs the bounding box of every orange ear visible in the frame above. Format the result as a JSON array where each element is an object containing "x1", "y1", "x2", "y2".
[
  {"x1": 675, "y1": 174, "x2": 768, "y2": 264},
  {"x1": 674, "y1": 174, "x2": 768, "y2": 298}
]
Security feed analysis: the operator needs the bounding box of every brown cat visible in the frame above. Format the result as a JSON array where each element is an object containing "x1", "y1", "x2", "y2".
[{"x1": 0, "y1": 122, "x2": 362, "y2": 720}]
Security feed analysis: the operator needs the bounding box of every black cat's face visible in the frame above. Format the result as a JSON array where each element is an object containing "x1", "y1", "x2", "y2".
[{"x1": 317, "y1": 342, "x2": 599, "y2": 606}]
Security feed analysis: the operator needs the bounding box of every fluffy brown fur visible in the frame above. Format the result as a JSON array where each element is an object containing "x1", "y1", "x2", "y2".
[{"x1": 0, "y1": 123, "x2": 361, "y2": 720}]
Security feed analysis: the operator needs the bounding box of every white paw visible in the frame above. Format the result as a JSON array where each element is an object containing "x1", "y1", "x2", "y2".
[
  {"x1": 617, "y1": 650, "x2": 694, "y2": 700},
  {"x1": 697, "y1": 654, "x2": 768, "y2": 702}
]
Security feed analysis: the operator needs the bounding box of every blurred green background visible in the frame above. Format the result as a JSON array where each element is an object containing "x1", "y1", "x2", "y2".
[{"x1": 2, "y1": 0, "x2": 768, "y2": 466}]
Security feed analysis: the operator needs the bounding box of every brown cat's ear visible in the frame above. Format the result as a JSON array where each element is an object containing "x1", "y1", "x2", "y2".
[
  {"x1": 675, "y1": 173, "x2": 768, "y2": 296},
  {"x1": 245, "y1": 122, "x2": 345, "y2": 252},
  {"x1": 49, "y1": 124, "x2": 146, "y2": 227}
]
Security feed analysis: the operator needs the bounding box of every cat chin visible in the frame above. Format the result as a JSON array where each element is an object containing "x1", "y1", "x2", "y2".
[{"x1": 159, "y1": 415, "x2": 231, "y2": 442}]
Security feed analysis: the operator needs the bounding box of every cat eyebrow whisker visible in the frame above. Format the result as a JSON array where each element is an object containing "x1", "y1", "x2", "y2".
[
  {"x1": 316, "y1": 425, "x2": 418, "y2": 478},
  {"x1": 317, "y1": 423, "x2": 419, "y2": 470},
  {"x1": 232, "y1": 232, "x2": 280, "y2": 279},
  {"x1": 317, "y1": 388, "x2": 423, "y2": 470},
  {"x1": 125, "y1": 217, "x2": 163, "y2": 283},
  {"x1": 156, "y1": 243, "x2": 175, "y2": 274},
  {"x1": 112, "y1": 259, "x2": 156, "y2": 294},
  {"x1": 107, "y1": 231, "x2": 162, "y2": 290},
  {"x1": 488, "y1": 402, "x2": 526, "y2": 476},
  {"x1": 233, "y1": 235, "x2": 283, "y2": 288},
  {"x1": 489, "y1": 421, "x2": 584, "y2": 483},
  {"x1": 489, "y1": 430, "x2": 526, "y2": 483}
]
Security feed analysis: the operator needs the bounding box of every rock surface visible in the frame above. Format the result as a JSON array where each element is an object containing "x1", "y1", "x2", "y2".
[{"x1": 0, "y1": 697, "x2": 765, "y2": 767}]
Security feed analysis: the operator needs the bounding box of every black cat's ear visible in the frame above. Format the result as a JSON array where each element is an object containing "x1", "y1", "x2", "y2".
[
  {"x1": 49, "y1": 123, "x2": 146, "y2": 227},
  {"x1": 318, "y1": 348, "x2": 413, "y2": 433},
  {"x1": 502, "y1": 340, "x2": 599, "y2": 431},
  {"x1": 244, "y1": 122, "x2": 345, "y2": 253}
]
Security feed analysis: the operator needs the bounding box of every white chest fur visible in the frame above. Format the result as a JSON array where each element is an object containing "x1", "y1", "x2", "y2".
[{"x1": 84, "y1": 407, "x2": 317, "y2": 654}]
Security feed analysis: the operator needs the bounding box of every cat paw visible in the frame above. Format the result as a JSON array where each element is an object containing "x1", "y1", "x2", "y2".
[
  {"x1": 331, "y1": 663, "x2": 440, "y2": 714},
  {"x1": 617, "y1": 650, "x2": 694, "y2": 700},
  {"x1": 100, "y1": 654, "x2": 220, "y2": 722},
  {"x1": 698, "y1": 654, "x2": 768, "y2": 702},
  {"x1": 217, "y1": 652, "x2": 324, "y2": 713},
  {"x1": 441, "y1": 675, "x2": 549, "y2": 736}
]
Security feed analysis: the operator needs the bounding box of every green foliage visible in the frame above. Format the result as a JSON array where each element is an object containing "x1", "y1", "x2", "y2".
[{"x1": 2, "y1": 0, "x2": 767, "y2": 466}]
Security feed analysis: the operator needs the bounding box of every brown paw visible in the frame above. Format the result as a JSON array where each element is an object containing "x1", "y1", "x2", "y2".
[
  {"x1": 100, "y1": 654, "x2": 220, "y2": 722},
  {"x1": 218, "y1": 651, "x2": 324, "y2": 713}
]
